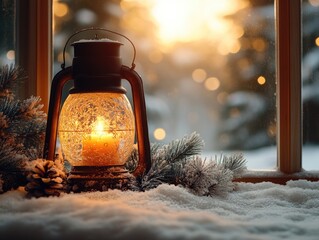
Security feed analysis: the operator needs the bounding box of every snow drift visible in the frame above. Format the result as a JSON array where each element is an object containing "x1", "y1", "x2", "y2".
[{"x1": 1, "y1": 180, "x2": 319, "y2": 240}]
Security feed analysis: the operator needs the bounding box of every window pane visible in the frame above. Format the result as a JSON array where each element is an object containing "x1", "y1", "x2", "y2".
[
  {"x1": 302, "y1": 0, "x2": 319, "y2": 170},
  {"x1": 0, "y1": 0, "x2": 15, "y2": 65},
  {"x1": 53, "y1": 0, "x2": 276, "y2": 170}
]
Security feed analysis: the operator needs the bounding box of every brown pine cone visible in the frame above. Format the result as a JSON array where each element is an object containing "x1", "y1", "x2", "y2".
[{"x1": 25, "y1": 159, "x2": 66, "y2": 198}]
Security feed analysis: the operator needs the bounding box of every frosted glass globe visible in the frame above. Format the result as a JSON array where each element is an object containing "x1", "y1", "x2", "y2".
[{"x1": 58, "y1": 92, "x2": 135, "y2": 167}]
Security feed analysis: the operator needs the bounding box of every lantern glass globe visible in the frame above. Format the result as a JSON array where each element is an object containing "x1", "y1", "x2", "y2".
[{"x1": 58, "y1": 92, "x2": 135, "y2": 167}]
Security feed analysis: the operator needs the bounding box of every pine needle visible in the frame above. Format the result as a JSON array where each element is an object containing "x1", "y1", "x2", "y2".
[
  {"x1": 217, "y1": 153, "x2": 247, "y2": 177},
  {"x1": 0, "y1": 64, "x2": 46, "y2": 172},
  {"x1": 132, "y1": 132, "x2": 203, "y2": 190},
  {"x1": 162, "y1": 132, "x2": 204, "y2": 164},
  {"x1": 0, "y1": 64, "x2": 25, "y2": 98},
  {"x1": 128, "y1": 132, "x2": 247, "y2": 195}
]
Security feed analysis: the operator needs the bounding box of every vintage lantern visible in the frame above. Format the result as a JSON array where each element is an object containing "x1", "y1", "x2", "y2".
[{"x1": 43, "y1": 28, "x2": 151, "y2": 191}]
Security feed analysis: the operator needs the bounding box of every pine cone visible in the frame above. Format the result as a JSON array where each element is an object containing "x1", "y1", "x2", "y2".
[{"x1": 25, "y1": 159, "x2": 66, "y2": 198}]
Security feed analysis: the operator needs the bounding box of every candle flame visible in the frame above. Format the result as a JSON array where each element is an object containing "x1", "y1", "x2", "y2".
[
  {"x1": 93, "y1": 117, "x2": 107, "y2": 136},
  {"x1": 83, "y1": 116, "x2": 120, "y2": 166}
]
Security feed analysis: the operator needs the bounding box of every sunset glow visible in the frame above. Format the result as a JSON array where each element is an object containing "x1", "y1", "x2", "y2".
[{"x1": 149, "y1": 0, "x2": 249, "y2": 48}]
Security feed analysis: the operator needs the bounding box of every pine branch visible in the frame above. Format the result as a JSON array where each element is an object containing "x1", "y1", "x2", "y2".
[
  {"x1": 206, "y1": 167, "x2": 234, "y2": 196},
  {"x1": 18, "y1": 96, "x2": 46, "y2": 120},
  {"x1": 138, "y1": 132, "x2": 204, "y2": 190},
  {"x1": 150, "y1": 142, "x2": 161, "y2": 155},
  {"x1": 0, "y1": 97, "x2": 20, "y2": 118},
  {"x1": 162, "y1": 132, "x2": 204, "y2": 164},
  {"x1": 179, "y1": 156, "x2": 235, "y2": 196},
  {"x1": 0, "y1": 64, "x2": 46, "y2": 173},
  {"x1": 11, "y1": 98, "x2": 46, "y2": 154},
  {"x1": 179, "y1": 157, "x2": 214, "y2": 194},
  {"x1": 0, "y1": 112, "x2": 8, "y2": 133},
  {"x1": 217, "y1": 153, "x2": 247, "y2": 177},
  {"x1": 0, "y1": 139, "x2": 27, "y2": 171},
  {"x1": 124, "y1": 145, "x2": 138, "y2": 172},
  {"x1": 125, "y1": 143, "x2": 162, "y2": 172},
  {"x1": 127, "y1": 132, "x2": 246, "y2": 197},
  {"x1": 0, "y1": 64, "x2": 24, "y2": 99}
]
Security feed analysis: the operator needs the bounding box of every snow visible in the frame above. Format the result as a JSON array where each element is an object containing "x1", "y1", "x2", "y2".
[{"x1": 1, "y1": 180, "x2": 319, "y2": 240}]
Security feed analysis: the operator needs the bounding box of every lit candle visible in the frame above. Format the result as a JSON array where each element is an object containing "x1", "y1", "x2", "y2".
[{"x1": 82, "y1": 117, "x2": 119, "y2": 166}]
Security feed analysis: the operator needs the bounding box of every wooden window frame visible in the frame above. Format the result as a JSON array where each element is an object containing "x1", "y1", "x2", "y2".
[
  {"x1": 237, "y1": 0, "x2": 319, "y2": 183},
  {"x1": 16, "y1": 0, "x2": 52, "y2": 113},
  {"x1": 16, "y1": 0, "x2": 319, "y2": 183}
]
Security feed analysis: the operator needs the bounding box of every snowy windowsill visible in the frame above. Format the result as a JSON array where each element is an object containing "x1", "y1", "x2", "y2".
[
  {"x1": 1, "y1": 180, "x2": 319, "y2": 240},
  {"x1": 1, "y1": 142, "x2": 318, "y2": 239}
]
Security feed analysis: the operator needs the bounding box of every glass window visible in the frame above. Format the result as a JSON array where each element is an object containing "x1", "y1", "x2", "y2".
[
  {"x1": 302, "y1": 0, "x2": 319, "y2": 170},
  {"x1": 0, "y1": 0, "x2": 15, "y2": 66},
  {"x1": 53, "y1": 0, "x2": 277, "y2": 170}
]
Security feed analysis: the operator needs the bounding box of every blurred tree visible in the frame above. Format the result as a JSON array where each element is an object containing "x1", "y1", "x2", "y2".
[
  {"x1": 218, "y1": 0, "x2": 319, "y2": 149},
  {"x1": 217, "y1": 0, "x2": 276, "y2": 150},
  {"x1": 302, "y1": 2, "x2": 319, "y2": 143}
]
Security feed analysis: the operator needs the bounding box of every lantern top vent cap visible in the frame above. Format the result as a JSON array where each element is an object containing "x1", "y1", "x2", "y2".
[{"x1": 71, "y1": 38, "x2": 123, "y2": 59}]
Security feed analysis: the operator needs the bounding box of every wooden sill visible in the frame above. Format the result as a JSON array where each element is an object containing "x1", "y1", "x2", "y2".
[{"x1": 234, "y1": 170, "x2": 319, "y2": 184}]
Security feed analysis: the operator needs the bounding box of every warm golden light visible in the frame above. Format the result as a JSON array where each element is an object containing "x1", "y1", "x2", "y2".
[
  {"x1": 217, "y1": 43, "x2": 230, "y2": 56},
  {"x1": 252, "y1": 38, "x2": 266, "y2": 52},
  {"x1": 57, "y1": 51, "x2": 71, "y2": 63},
  {"x1": 192, "y1": 68, "x2": 207, "y2": 83},
  {"x1": 58, "y1": 93, "x2": 135, "y2": 167},
  {"x1": 6, "y1": 50, "x2": 15, "y2": 60},
  {"x1": 146, "y1": 71, "x2": 159, "y2": 85},
  {"x1": 233, "y1": 25, "x2": 245, "y2": 38},
  {"x1": 154, "y1": 128, "x2": 166, "y2": 140},
  {"x1": 93, "y1": 117, "x2": 107, "y2": 135},
  {"x1": 315, "y1": 36, "x2": 319, "y2": 47},
  {"x1": 148, "y1": 50, "x2": 163, "y2": 63},
  {"x1": 229, "y1": 40, "x2": 241, "y2": 54},
  {"x1": 205, "y1": 77, "x2": 220, "y2": 91},
  {"x1": 132, "y1": 0, "x2": 250, "y2": 47},
  {"x1": 82, "y1": 117, "x2": 119, "y2": 166},
  {"x1": 217, "y1": 39, "x2": 241, "y2": 55},
  {"x1": 54, "y1": 2, "x2": 69, "y2": 18},
  {"x1": 267, "y1": 123, "x2": 276, "y2": 137},
  {"x1": 257, "y1": 76, "x2": 266, "y2": 85}
]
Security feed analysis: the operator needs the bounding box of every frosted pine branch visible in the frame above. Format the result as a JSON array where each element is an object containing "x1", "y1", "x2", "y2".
[
  {"x1": 0, "y1": 64, "x2": 24, "y2": 99},
  {"x1": 0, "y1": 98, "x2": 20, "y2": 118},
  {"x1": 217, "y1": 153, "x2": 247, "y2": 177},
  {"x1": 179, "y1": 156, "x2": 234, "y2": 196},
  {"x1": 127, "y1": 132, "x2": 246, "y2": 196},
  {"x1": 162, "y1": 132, "x2": 204, "y2": 164},
  {"x1": 19, "y1": 96, "x2": 46, "y2": 120},
  {"x1": 0, "y1": 64, "x2": 46, "y2": 174},
  {"x1": 0, "y1": 139, "x2": 27, "y2": 171},
  {"x1": 135, "y1": 132, "x2": 204, "y2": 190},
  {"x1": 125, "y1": 143, "x2": 161, "y2": 173}
]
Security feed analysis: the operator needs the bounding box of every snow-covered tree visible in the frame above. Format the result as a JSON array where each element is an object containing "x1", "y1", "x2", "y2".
[{"x1": 218, "y1": 0, "x2": 319, "y2": 149}]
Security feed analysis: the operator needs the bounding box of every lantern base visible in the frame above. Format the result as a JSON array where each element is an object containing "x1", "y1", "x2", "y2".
[{"x1": 66, "y1": 166, "x2": 135, "y2": 192}]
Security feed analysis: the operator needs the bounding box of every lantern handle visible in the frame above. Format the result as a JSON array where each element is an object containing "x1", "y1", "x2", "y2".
[
  {"x1": 61, "y1": 27, "x2": 137, "y2": 70},
  {"x1": 121, "y1": 66, "x2": 152, "y2": 177}
]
